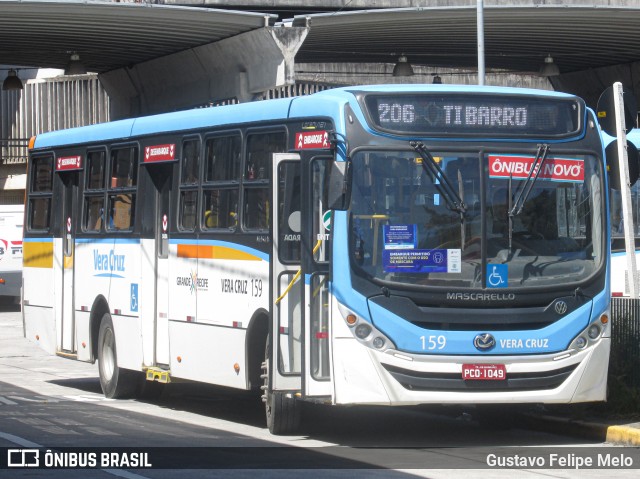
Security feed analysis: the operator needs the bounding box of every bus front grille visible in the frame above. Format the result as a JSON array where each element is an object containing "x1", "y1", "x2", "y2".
[{"x1": 381, "y1": 363, "x2": 578, "y2": 392}]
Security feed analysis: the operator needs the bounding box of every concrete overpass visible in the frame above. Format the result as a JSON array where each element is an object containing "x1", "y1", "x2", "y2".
[{"x1": 2, "y1": 0, "x2": 640, "y2": 117}]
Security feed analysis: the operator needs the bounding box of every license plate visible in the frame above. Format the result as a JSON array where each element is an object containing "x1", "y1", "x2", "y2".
[{"x1": 462, "y1": 364, "x2": 507, "y2": 381}]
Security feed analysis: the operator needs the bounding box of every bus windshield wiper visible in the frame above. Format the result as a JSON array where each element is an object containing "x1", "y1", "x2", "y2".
[
  {"x1": 410, "y1": 141, "x2": 466, "y2": 214},
  {"x1": 509, "y1": 144, "x2": 549, "y2": 217}
]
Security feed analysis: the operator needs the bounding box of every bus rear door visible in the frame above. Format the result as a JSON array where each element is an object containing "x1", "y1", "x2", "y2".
[{"x1": 56, "y1": 162, "x2": 81, "y2": 354}]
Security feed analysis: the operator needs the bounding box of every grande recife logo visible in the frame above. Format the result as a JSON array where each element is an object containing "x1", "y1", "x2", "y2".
[{"x1": 489, "y1": 155, "x2": 584, "y2": 183}]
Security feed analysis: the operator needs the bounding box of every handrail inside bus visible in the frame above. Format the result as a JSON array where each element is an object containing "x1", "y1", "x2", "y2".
[{"x1": 275, "y1": 239, "x2": 323, "y2": 305}]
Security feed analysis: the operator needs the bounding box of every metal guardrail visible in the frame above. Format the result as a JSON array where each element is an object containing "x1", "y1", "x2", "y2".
[
  {"x1": 610, "y1": 297, "x2": 640, "y2": 389},
  {"x1": 0, "y1": 138, "x2": 29, "y2": 165}
]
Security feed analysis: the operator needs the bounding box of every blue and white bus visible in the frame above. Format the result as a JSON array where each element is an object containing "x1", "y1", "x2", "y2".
[{"x1": 23, "y1": 85, "x2": 611, "y2": 434}]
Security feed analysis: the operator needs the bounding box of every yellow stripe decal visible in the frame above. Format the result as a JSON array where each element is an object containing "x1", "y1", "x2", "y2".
[{"x1": 23, "y1": 241, "x2": 54, "y2": 268}]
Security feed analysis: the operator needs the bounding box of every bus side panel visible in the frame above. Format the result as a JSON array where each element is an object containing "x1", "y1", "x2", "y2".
[
  {"x1": 107, "y1": 239, "x2": 143, "y2": 371},
  {"x1": 195, "y1": 246, "x2": 269, "y2": 389},
  {"x1": 23, "y1": 304, "x2": 57, "y2": 355},
  {"x1": 168, "y1": 240, "x2": 197, "y2": 324},
  {"x1": 167, "y1": 240, "x2": 268, "y2": 388},
  {"x1": 75, "y1": 310, "x2": 92, "y2": 362},
  {"x1": 75, "y1": 238, "x2": 143, "y2": 371},
  {"x1": 75, "y1": 240, "x2": 109, "y2": 308},
  {"x1": 22, "y1": 239, "x2": 56, "y2": 353},
  {"x1": 139, "y1": 238, "x2": 157, "y2": 368},
  {"x1": 168, "y1": 321, "x2": 247, "y2": 389},
  {"x1": 195, "y1": 250, "x2": 269, "y2": 329}
]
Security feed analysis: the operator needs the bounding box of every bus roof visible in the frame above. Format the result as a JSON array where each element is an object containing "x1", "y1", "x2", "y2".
[
  {"x1": 33, "y1": 97, "x2": 295, "y2": 149},
  {"x1": 327, "y1": 84, "x2": 577, "y2": 99},
  {"x1": 32, "y1": 84, "x2": 578, "y2": 150}
]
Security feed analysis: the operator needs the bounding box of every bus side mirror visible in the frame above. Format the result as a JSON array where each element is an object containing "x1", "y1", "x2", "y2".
[{"x1": 327, "y1": 160, "x2": 352, "y2": 211}]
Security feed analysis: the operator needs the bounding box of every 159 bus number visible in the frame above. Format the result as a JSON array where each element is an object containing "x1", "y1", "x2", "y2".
[{"x1": 420, "y1": 335, "x2": 446, "y2": 350}]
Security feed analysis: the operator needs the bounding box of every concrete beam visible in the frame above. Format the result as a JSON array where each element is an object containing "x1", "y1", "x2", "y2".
[
  {"x1": 99, "y1": 26, "x2": 308, "y2": 119},
  {"x1": 551, "y1": 63, "x2": 640, "y2": 111}
]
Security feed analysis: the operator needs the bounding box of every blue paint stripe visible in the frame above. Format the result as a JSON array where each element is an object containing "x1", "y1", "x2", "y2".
[
  {"x1": 23, "y1": 237, "x2": 53, "y2": 243},
  {"x1": 76, "y1": 238, "x2": 140, "y2": 245}
]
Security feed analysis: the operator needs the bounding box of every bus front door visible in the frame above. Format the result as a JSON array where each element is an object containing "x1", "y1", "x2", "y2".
[
  {"x1": 270, "y1": 153, "x2": 332, "y2": 399},
  {"x1": 59, "y1": 171, "x2": 79, "y2": 354}
]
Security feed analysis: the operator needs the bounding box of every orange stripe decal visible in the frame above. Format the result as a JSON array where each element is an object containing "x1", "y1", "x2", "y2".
[
  {"x1": 177, "y1": 244, "x2": 199, "y2": 258},
  {"x1": 177, "y1": 244, "x2": 261, "y2": 261}
]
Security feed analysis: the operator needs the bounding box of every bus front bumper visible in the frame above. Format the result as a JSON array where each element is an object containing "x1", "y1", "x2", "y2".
[{"x1": 332, "y1": 336, "x2": 610, "y2": 406}]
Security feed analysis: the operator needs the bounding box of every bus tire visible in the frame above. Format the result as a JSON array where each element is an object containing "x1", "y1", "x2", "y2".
[
  {"x1": 262, "y1": 338, "x2": 301, "y2": 435},
  {"x1": 97, "y1": 313, "x2": 139, "y2": 399}
]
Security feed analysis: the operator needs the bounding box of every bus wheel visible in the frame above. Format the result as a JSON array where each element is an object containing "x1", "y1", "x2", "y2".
[
  {"x1": 97, "y1": 313, "x2": 138, "y2": 399},
  {"x1": 262, "y1": 338, "x2": 301, "y2": 435}
]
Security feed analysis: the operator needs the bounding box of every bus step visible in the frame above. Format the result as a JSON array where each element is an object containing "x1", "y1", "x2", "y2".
[{"x1": 145, "y1": 368, "x2": 171, "y2": 383}]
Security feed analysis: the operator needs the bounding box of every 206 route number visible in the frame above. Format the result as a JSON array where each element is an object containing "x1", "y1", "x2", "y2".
[
  {"x1": 420, "y1": 335, "x2": 446, "y2": 350},
  {"x1": 462, "y1": 364, "x2": 507, "y2": 381}
]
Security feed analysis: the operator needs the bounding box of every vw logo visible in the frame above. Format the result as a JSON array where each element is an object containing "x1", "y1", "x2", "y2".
[
  {"x1": 554, "y1": 300, "x2": 568, "y2": 315},
  {"x1": 473, "y1": 333, "x2": 496, "y2": 351}
]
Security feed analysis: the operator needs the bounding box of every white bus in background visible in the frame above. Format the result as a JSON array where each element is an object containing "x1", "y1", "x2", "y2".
[
  {"x1": 0, "y1": 204, "x2": 24, "y2": 299},
  {"x1": 609, "y1": 129, "x2": 640, "y2": 297}
]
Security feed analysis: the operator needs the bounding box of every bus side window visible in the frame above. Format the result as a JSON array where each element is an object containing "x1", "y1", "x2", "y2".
[
  {"x1": 107, "y1": 147, "x2": 137, "y2": 232},
  {"x1": 108, "y1": 193, "x2": 135, "y2": 231},
  {"x1": 203, "y1": 189, "x2": 238, "y2": 230},
  {"x1": 180, "y1": 190, "x2": 197, "y2": 231},
  {"x1": 244, "y1": 189, "x2": 270, "y2": 230},
  {"x1": 28, "y1": 155, "x2": 53, "y2": 232},
  {"x1": 85, "y1": 197, "x2": 103, "y2": 231},
  {"x1": 202, "y1": 135, "x2": 240, "y2": 231},
  {"x1": 179, "y1": 138, "x2": 201, "y2": 231},
  {"x1": 84, "y1": 150, "x2": 106, "y2": 232},
  {"x1": 243, "y1": 131, "x2": 286, "y2": 231}
]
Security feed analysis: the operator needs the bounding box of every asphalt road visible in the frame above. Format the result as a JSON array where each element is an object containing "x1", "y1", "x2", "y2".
[{"x1": 1, "y1": 303, "x2": 638, "y2": 478}]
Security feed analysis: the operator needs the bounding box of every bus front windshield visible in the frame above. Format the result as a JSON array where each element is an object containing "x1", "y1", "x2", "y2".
[{"x1": 349, "y1": 149, "x2": 604, "y2": 290}]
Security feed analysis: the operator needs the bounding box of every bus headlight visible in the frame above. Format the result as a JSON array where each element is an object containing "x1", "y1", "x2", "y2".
[
  {"x1": 338, "y1": 302, "x2": 395, "y2": 352},
  {"x1": 574, "y1": 337, "x2": 587, "y2": 349},
  {"x1": 355, "y1": 323, "x2": 371, "y2": 339},
  {"x1": 588, "y1": 324, "x2": 601, "y2": 340},
  {"x1": 569, "y1": 314, "x2": 608, "y2": 351}
]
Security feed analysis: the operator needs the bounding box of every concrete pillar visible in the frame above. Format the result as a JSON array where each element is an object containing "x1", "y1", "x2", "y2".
[{"x1": 99, "y1": 26, "x2": 309, "y2": 119}]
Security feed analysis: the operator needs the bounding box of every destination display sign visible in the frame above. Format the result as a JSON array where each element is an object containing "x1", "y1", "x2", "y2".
[{"x1": 363, "y1": 93, "x2": 582, "y2": 137}]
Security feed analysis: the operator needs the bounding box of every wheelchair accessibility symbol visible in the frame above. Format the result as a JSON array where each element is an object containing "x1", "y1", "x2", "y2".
[
  {"x1": 131, "y1": 283, "x2": 138, "y2": 312},
  {"x1": 486, "y1": 264, "x2": 508, "y2": 288}
]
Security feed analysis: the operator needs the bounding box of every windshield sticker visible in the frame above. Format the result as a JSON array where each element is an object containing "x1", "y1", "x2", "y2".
[
  {"x1": 383, "y1": 224, "x2": 417, "y2": 250},
  {"x1": 486, "y1": 264, "x2": 508, "y2": 288},
  {"x1": 383, "y1": 248, "x2": 461, "y2": 273},
  {"x1": 489, "y1": 155, "x2": 584, "y2": 183}
]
